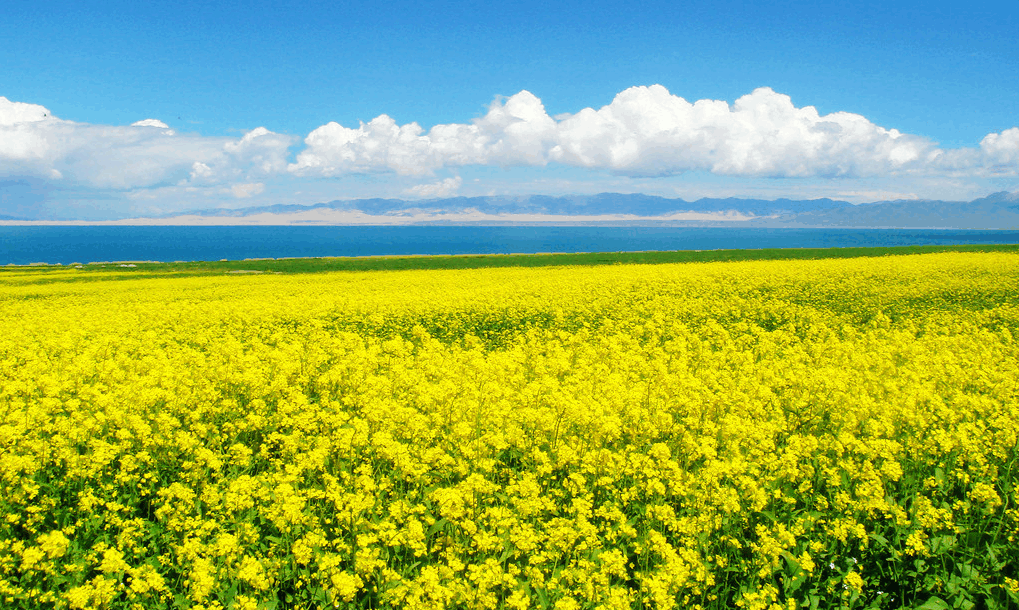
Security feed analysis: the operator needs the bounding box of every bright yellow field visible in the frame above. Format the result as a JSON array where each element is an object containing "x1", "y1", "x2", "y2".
[{"x1": 2, "y1": 252, "x2": 1018, "y2": 610}]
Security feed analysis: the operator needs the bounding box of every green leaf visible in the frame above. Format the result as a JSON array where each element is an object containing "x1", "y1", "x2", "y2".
[
  {"x1": 958, "y1": 563, "x2": 978, "y2": 580},
  {"x1": 785, "y1": 573, "x2": 807, "y2": 595},
  {"x1": 534, "y1": 586, "x2": 550, "y2": 609},
  {"x1": 426, "y1": 517, "x2": 449, "y2": 536},
  {"x1": 918, "y1": 596, "x2": 950, "y2": 610},
  {"x1": 929, "y1": 535, "x2": 956, "y2": 555},
  {"x1": 986, "y1": 546, "x2": 1005, "y2": 570}
]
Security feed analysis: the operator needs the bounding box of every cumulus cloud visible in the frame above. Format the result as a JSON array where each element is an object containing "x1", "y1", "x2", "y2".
[
  {"x1": 550, "y1": 86, "x2": 938, "y2": 177},
  {"x1": 3, "y1": 87, "x2": 1019, "y2": 215},
  {"x1": 288, "y1": 86, "x2": 1019, "y2": 180},
  {"x1": 980, "y1": 127, "x2": 1019, "y2": 170},
  {"x1": 404, "y1": 176, "x2": 463, "y2": 198},
  {"x1": 0, "y1": 97, "x2": 51, "y2": 125},
  {"x1": 288, "y1": 91, "x2": 556, "y2": 176},
  {"x1": 0, "y1": 96, "x2": 295, "y2": 190},
  {"x1": 186, "y1": 127, "x2": 294, "y2": 186},
  {"x1": 225, "y1": 127, "x2": 292, "y2": 174}
]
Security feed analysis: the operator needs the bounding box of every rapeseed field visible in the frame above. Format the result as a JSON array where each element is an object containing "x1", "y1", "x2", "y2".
[{"x1": 1, "y1": 252, "x2": 1017, "y2": 610}]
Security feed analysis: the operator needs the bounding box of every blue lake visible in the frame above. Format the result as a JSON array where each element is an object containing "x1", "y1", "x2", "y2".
[{"x1": 2, "y1": 226, "x2": 1018, "y2": 266}]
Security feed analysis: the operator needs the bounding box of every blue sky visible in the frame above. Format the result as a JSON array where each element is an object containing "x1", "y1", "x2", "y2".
[{"x1": 2, "y1": 0, "x2": 1018, "y2": 220}]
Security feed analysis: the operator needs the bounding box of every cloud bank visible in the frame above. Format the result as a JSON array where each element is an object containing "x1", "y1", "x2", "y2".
[
  {"x1": 2, "y1": 88, "x2": 1018, "y2": 217},
  {"x1": 0, "y1": 96, "x2": 294, "y2": 192},
  {"x1": 290, "y1": 86, "x2": 1018, "y2": 180}
]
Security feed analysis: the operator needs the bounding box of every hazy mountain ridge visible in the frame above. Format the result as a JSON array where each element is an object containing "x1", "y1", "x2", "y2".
[
  {"x1": 182, "y1": 193, "x2": 858, "y2": 218},
  {"x1": 160, "y1": 191, "x2": 1019, "y2": 228},
  {"x1": 759, "y1": 191, "x2": 1019, "y2": 228},
  {"x1": 4, "y1": 192, "x2": 1018, "y2": 227}
]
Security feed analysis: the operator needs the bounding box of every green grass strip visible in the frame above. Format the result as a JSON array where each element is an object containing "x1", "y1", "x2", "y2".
[{"x1": 4, "y1": 243, "x2": 1019, "y2": 279}]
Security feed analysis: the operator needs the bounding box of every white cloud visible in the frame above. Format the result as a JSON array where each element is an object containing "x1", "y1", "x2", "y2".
[
  {"x1": 471, "y1": 91, "x2": 557, "y2": 166},
  {"x1": 288, "y1": 90, "x2": 557, "y2": 176},
  {"x1": 2, "y1": 87, "x2": 1018, "y2": 220},
  {"x1": 184, "y1": 127, "x2": 294, "y2": 186},
  {"x1": 549, "y1": 86, "x2": 937, "y2": 178},
  {"x1": 231, "y1": 182, "x2": 265, "y2": 198},
  {"x1": 188, "y1": 161, "x2": 214, "y2": 182},
  {"x1": 289, "y1": 115, "x2": 435, "y2": 176},
  {"x1": 404, "y1": 176, "x2": 463, "y2": 198},
  {"x1": 288, "y1": 85, "x2": 1019, "y2": 180},
  {"x1": 0, "y1": 96, "x2": 51, "y2": 125},
  {"x1": 0, "y1": 97, "x2": 295, "y2": 190},
  {"x1": 224, "y1": 127, "x2": 293, "y2": 176},
  {"x1": 980, "y1": 127, "x2": 1019, "y2": 170},
  {"x1": 131, "y1": 119, "x2": 171, "y2": 129}
]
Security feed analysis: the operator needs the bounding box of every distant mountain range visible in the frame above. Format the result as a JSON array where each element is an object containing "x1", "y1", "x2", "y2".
[
  {"x1": 149, "y1": 191, "x2": 1019, "y2": 228},
  {"x1": 171, "y1": 193, "x2": 860, "y2": 219},
  {"x1": 5, "y1": 191, "x2": 1019, "y2": 228}
]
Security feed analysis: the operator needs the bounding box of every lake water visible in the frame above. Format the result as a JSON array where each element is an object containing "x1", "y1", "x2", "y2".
[{"x1": 2, "y1": 226, "x2": 1018, "y2": 266}]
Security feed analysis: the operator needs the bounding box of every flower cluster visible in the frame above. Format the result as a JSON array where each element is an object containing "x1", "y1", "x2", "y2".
[{"x1": 1, "y1": 252, "x2": 1017, "y2": 609}]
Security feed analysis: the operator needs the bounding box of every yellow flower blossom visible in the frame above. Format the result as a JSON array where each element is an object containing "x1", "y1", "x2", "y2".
[{"x1": 1, "y1": 251, "x2": 1017, "y2": 609}]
